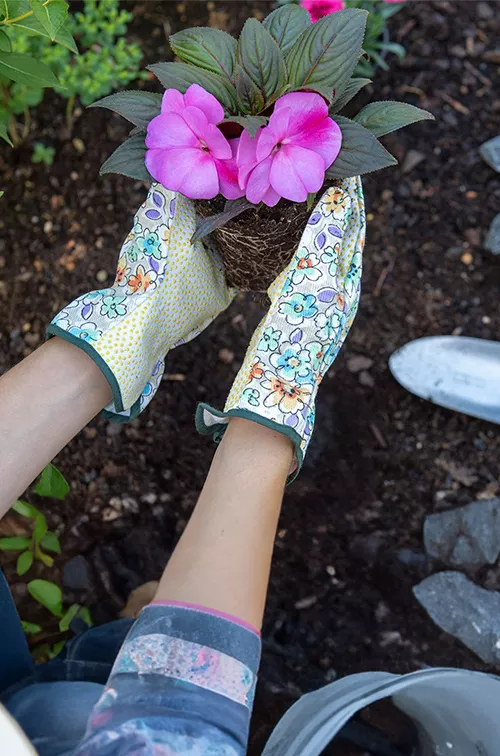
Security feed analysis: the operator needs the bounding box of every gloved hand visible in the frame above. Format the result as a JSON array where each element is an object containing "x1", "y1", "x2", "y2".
[
  {"x1": 48, "y1": 184, "x2": 234, "y2": 421},
  {"x1": 196, "y1": 176, "x2": 365, "y2": 480}
]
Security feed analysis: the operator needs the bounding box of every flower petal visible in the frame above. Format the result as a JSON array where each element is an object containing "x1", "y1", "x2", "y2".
[
  {"x1": 215, "y1": 139, "x2": 245, "y2": 200},
  {"x1": 237, "y1": 129, "x2": 259, "y2": 189},
  {"x1": 145, "y1": 112, "x2": 198, "y2": 150},
  {"x1": 270, "y1": 145, "x2": 324, "y2": 202},
  {"x1": 246, "y1": 156, "x2": 274, "y2": 205},
  {"x1": 289, "y1": 117, "x2": 342, "y2": 169},
  {"x1": 184, "y1": 83, "x2": 225, "y2": 124},
  {"x1": 146, "y1": 147, "x2": 219, "y2": 199},
  {"x1": 274, "y1": 92, "x2": 328, "y2": 128},
  {"x1": 161, "y1": 88, "x2": 185, "y2": 114},
  {"x1": 256, "y1": 107, "x2": 290, "y2": 162},
  {"x1": 262, "y1": 185, "x2": 281, "y2": 207},
  {"x1": 181, "y1": 106, "x2": 231, "y2": 159}
]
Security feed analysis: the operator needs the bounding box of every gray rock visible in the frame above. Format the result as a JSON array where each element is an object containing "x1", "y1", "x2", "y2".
[
  {"x1": 424, "y1": 498, "x2": 500, "y2": 569},
  {"x1": 479, "y1": 135, "x2": 500, "y2": 173},
  {"x1": 414, "y1": 571, "x2": 500, "y2": 664},
  {"x1": 63, "y1": 554, "x2": 91, "y2": 592},
  {"x1": 485, "y1": 213, "x2": 500, "y2": 256}
]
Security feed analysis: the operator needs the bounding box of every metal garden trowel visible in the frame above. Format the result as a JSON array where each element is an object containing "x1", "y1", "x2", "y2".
[{"x1": 389, "y1": 336, "x2": 500, "y2": 425}]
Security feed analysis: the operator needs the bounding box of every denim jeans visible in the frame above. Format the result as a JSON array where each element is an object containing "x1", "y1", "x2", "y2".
[{"x1": 2, "y1": 619, "x2": 133, "y2": 756}]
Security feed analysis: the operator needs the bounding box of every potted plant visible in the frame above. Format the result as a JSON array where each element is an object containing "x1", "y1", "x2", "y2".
[{"x1": 92, "y1": 4, "x2": 433, "y2": 291}]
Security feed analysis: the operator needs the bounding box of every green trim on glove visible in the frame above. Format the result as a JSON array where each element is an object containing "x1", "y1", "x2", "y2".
[{"x1": 195, "y1": 402, "x2": 303, "y2": 483}]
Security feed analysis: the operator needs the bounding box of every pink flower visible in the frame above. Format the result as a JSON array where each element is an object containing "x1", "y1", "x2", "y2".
[
  {"x1": 300, "y1": 0, "x2": 344, "y2": 22},
  {"x1": 145, "y1": 84, "x2": 243, "y2": 200},
  {"x1": 237, "y1": 92, "x2": 342, "y2": 206}
]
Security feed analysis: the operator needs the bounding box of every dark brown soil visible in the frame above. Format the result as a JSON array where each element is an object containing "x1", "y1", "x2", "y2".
[{"x1": 1, "y1": 1, "x2": 500, "y2": 752}]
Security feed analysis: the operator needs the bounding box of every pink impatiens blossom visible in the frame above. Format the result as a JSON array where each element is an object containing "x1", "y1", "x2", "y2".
[
  {"x1": 145, "y1": 84, "x2": 243, "y2": 200},
  {"x1": 237, "y1": 92, "x2": 342, "y2": 206},
  {"x1": 300, "y1": 0, "x2": 345, "y2": 22}
]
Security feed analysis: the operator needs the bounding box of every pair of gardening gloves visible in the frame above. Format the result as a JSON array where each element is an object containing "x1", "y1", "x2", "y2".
[{"x1": 48, "y1": 178, "x2": 365, "y2": 480}]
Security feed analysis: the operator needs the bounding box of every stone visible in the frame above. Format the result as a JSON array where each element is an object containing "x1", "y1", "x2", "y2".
[
  {"x1": 346, "y1": 355, "x2": 373, "y2": 373},
  {"x1": 402, "y1": 149, "x2": 425, "y2": 174},
  {"x1": 120, "y1": 581, "x2": 159, "y2": 618},
  {"x1": 479, "y1": 135, "x2": 500, "y2": 173},
  {"x1": 424, "y1": 498, "x2": 500, "y2": 569},
  {"x1": 485, "y1": 213, "x2": 500, "y2": 256},
  {"x1": 414, "y1": 571, "x2": 500, "y2": 664},
  {"x1": 63, "y1": 555, "x2": 91, "y2": 592}
]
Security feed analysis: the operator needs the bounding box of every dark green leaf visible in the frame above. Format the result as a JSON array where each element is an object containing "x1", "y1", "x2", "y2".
[
  {"x1": 169, "y1": 27, "x2": 236, "y2": 80},
  {"x1": 237, "y1": 19, "x2": 286, "y2": 106},
  {"x1": 12, "y1": 499, "x2": 36, "y2": 518},
  {"x1": 0, "y1": 28, "x2": 11, "y2": 51},
  {"x1": 33, "y1": 513, "x2": 48, "y2": 544},
  {"x1": 0, "y1": 52, "x2": 58, "y2": 87},
  {"x1": 90, "y1": 91, "x2": 162, "y2": 129},
  {"x1": 192, "y1": 199, "x2": 256, "y2": 244},
  {"x1": 21, "y1": 620, "x2": 42, "y2": 635},
  {"x1": 59, "y1": 603, "x2": 80, "y2": 632},
  {"x1": 30, "y1": 0, "x2": 67, "y2": 40},
  {"x1": 263, "y1": 4, "x2": 311, "y2": 54},
  {"x1": 27, "y1": 579, "x2": 63, "y2": 617},
  {"x1": 40, "y1": 531, "x2": 61, "y2": 554},
  {"x1": 0, "y1": 536, "x2": 31, "y2": 551},
  {"x1": 0, "y1": 117, "x2": 12, "y2": 146},
  {"x1": 354, "y1": 101, "x2": 434, "y2": 138},
  {"x1": 34, "y1": 463, "x2": 69, "y2": 499},
  {"x1": 148, "y1": 62, "x2": 237, "y2": 114},
  {"x1": 326, "y1": 115, "x2": 397, "y2": 178},
  {"x1": 100, "y1": 134, "x2": 151, "y2": 182},
  {"x1": 330, "y1": 77, "x2": 371, "y2": 113},
  {"x1": 286, "y1": 9, "x2": 367, "y2": 99},
  {"x1": 77, "y1": 606, "x2": 93, "y2": 627},
  {"x1": 366, "y1": 49, "x2": 389, "y2": 71},
  {"x1": 379, "y1": 2, "x2": 404, "y2": 20},
  {"x1": 375, "y1": 40, "x2": 406, "y2": 60},
  {"x1": 222, "y1": 115, "x2": 267, "y2": 138},
  {"x1": 17, "y1": 550, "x2": 34, "y2": 576},
  {"x1": 234, "y1": 63, "x2": 265, "y2": 115}
]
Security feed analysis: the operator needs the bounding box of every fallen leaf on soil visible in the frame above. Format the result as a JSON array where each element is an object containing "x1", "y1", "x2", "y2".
[
  {"x1": 436, "y1": 457, "x2": 478, "y2": 487},
  {"x1": 347, "y1": 355, "x2": 373, "y2": 373},
  {"x1": 294, "y1": 595, "x2": 317, "y2": 610},
  {"x1": 120, "y1": 581, "x2": 159, "y2": 618},
  {"x1": 402, "y1": 149, "x2": 425, "y2": 174},
  {"x1": 0, "y1": 515, "x2": 31, "y2": 538}
]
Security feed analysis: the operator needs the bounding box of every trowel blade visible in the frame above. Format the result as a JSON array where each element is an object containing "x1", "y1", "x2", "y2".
[{"x1": 389, "y1": 336, "x2": 500, "y2": 425}]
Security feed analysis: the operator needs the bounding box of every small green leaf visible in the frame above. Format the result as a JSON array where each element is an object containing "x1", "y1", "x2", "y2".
[
  {"x1": 0, "y1": 536, "x2": 31, "y2": 551},
  {"x1": 17, "y1": 550, "x2": 34, "y2": 576},
  {"x1": 148, "y1": 62, "x2": 237, "y2": 114},
  {"x1": 90, "y1": 91, "x2": 162, "y2": 129},
  {"x1": 40, "y1": 531, "x2": 61, "y2": 554},
  {"x1": 222, "y1": 115, "x2": 267, "y2": 138},
  {"x1": 100, "y1": 134, "x2": 151, "y2": 181},
  {"x1": 0, "y1": 52, "x2": 58, "y2": 88},
  {"x1": 30, "y1": 0, "x2": 67, "y2": 40},
  {"x1": 169, "y1": 27, "x2": 236, "y2": 80},
  {"x1": 354, "y1": 100, "x2": 434, "y2": 138},
  {"x1": 31, "y1": 643, "x2": 51, "y2": 662},
  {"x1": 234, "y1": 63, "x2": 264, "y2": 115},
  {"x1": 263, "y1": 3, "x2": 311, "y2": 54},
  {"x1": 330, "y1": 77, "x2": 371, "y2": 113},
  {"x1": 192, "y1": 199, "x2": 256, "y2": 244},
  {"x1": 307, "y1": 191, "x2": 317, "y2": 210},
  {"x1": 27, "y1": 579, "x2": 63, "y2": 617},
  {"x1": 51, "y1": 640, "x2": 65, "y2": 657},
  {"x1": 0, "y1": 119, "x2": 12, "y2": 147},
  {"x1": 21, "y1": 620, "x2": 42, "y2": 635},
  {"x1": 12, "y1": 500, "x2": 37, "y2": 518},
  {"x1": 286, "y1": 9, "x2": 367, "y2": 99},
  {"x1": 34, "y1": 463, "x2": 69, "y2": 499},
  {"x1": 326, "y1": 115, "x2": 397, "y2": 178},
  {"x1": 77, "y1": 606, "x2": 93, "y2": 627},
  {"x1": 0, "y1": 28, "x2": 11, "y2": 52},
  {"x1": 0, "y1": 190, "x2": 4, "y2": 197},
  {"x1": 59, "y1": 603, "x2": 80, "y2": 632},
  {"x1": 33, "y1": 513, "x2": 48, "y2": 544},
  {"x1": 237, "y1": 18, "x2": 286, "y2": 107}
]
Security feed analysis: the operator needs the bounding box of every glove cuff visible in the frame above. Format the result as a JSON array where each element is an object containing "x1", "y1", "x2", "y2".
[{"x1": 195, "y1": 402, "x2": 305, "y2": 483}]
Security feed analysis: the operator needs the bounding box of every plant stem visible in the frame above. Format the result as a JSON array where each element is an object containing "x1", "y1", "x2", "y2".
[
  {"x1": 22, "y1": 106, "x2": 31, "y2": 141},
  {"x1": 65, "y1": 93, "x2": 75, "y2": 131},
  {"x1": 8, "y1": 116, "x2": 20, "y2": 148}
]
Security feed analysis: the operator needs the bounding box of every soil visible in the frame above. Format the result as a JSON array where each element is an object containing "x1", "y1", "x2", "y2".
[{"x1": 1, "y1": 1, "x2": 500, "y2": 753}]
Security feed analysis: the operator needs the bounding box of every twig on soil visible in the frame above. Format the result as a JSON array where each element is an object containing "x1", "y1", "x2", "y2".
[
  {"x1": 370, "y1": 422, "x2": 387, "y2": 449},
  {"x1": 438, "y1": 91, "x2": 470, "y2": 116},
  {"x1": 463, "y1": 60, "x2": 492, "y2": 89},
  {"x1": 373, "y1": 259, "x2": 395, "y2": 298}
]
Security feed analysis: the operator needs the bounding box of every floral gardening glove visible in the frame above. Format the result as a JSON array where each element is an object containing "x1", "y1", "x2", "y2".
[
  {"x1": 47, "y1": 184, "x2": 234, "y2": 421},
  {"x1": 196, "y1": 176, "x2": 365, "y2": 480}
]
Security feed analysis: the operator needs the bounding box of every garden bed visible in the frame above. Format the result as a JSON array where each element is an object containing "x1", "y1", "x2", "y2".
[{"x1": 1, "y1": 0, "x2": 499, "y2": 750}]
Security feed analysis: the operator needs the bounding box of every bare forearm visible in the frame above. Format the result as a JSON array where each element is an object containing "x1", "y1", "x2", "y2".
[
  {"x1": 0, "y1": 337, "x2": 112, "y2": 516},
  {"x1": 155, "y1": 418, "x2": 293, "y2": 629}
]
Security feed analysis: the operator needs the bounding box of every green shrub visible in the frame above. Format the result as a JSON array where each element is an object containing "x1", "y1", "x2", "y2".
[{"x1": 31, "y1": 140, "x2": 55, "y2": 165}]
